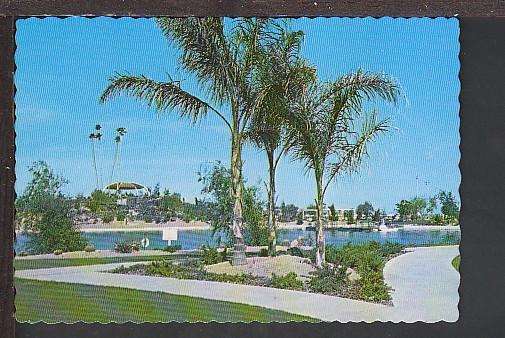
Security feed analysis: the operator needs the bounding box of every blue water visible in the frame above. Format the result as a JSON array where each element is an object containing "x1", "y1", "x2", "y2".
[{"x1": 15, "y1": 228, "x2": 460, "y2": 252}]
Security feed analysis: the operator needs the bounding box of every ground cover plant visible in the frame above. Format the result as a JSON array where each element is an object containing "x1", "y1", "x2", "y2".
[{"x1": 112, "y1": 242, "x2": 404, "y2": 304}]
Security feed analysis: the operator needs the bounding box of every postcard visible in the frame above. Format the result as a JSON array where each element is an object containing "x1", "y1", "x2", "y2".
[{"x1": 14, "y1": 17, "x2": 460, "y2": 323}]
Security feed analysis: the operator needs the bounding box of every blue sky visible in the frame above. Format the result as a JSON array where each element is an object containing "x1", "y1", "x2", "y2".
[{"x1": 15, "y1": 17, "x2": 460, "y2": 212}]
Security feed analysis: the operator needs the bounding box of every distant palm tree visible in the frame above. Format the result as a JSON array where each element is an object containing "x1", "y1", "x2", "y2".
[
  {"x1": 88, "y1": 132, "x2": 99, "y2": 190},
  {"x1": 247, "y1": 27, "x2": 316, "y2": 256},
  {"x1": 110, "y1": 127, "x2": 126, "y2": 182},
  {"x1": 286, "y1": 70, "x2": 400, "y2": 267},
  {"x1": 100, "y1": 18, "x2": 285, "y2": 265}
]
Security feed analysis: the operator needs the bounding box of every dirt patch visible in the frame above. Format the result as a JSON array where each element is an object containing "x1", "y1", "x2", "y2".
[{"x1": 205, "y1": 255, "x2": 316, "y2": 280}]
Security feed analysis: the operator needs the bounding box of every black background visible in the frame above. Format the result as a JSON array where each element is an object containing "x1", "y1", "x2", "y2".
[{"x1": 1, "y1": 3, "x2": 504, "y2": 338}]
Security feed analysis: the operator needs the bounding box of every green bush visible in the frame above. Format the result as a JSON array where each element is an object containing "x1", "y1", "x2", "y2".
[
  {"x1": 116, "y1": 214, "x2": 125, "y2": 222},
  {"x1": 287, "y1": 247, "x2": 304, "y2": 257},
  {"x1": 308, "y1": 265, "x2": 348, "y2": 294},
  {"x1": 114, "y1": 240, "x2": 136, "y2": 253},
  {"x1": 144, "y1": 217, "x2": 153, "y2": 223},
  {"x1": 271, "y1": 272, "x2": 303, "y2": 291},
  {"x1": 358, "y1": 270, "x2": 391, "y2": 302},
  {"x1": 53, "y1": 249, "x2": 63, "y2": 255},
  {"x1": 259, "y1": 248, "x2": 269, "y2": 257},
  {"x1": 163, "y1": 244, "x2": 182, "y2": 253},
  {"x1": 206, "y1": 272, "x2": 256, "y2": 284},
  {"x1": 102, "y1": 214, "x2": 114, "y2": 224},
  {"x1": 84, "y1": 244, "x2": 96, "y2": 252},
  {"x1": 201, "y1": 245, "x2": 223, "y2": 265}
]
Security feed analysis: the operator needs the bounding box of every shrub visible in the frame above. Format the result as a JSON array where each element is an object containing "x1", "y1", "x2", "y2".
[
  {"x1": 308, "y1": 265, "x2": 348, "y2": 294},
  {"x1": 259, "y1": 248, "x2": 269, "y2": 257},
  {"x1": 271, "y1": 272, "x2": 303, "y2": 291},
  {"x1": 358, "y1": 270, "x2": 391, "y2": 302},
  {"x1": 116, "y1": 214, "x2": 125, "y2": 222},
  {"x1": 201, "y1": 245, "x2": 223, "y2": 265},
  {"x1": 206, "y1": 272, "x2": 256, "y2": 284},
  {"x1": 163, "y1": 244, "x2": 182, "y2": 253},
  {"x1": 53, "y1": 249, "x2": 63, "y2": 255},
  {"x1": 144, "y1": 217, "x2": 153, "y2": 223},
  {"x1": 114, "y1": 240, "x2": 136, "y2": 253},
  {"x1": 102, "y1": 214, "x2": 114, "y2": 224},
  {"x1": 287, "y1": 247, "x2": 304, "y2": 257},
  {"x1": 84, "y1": 244, "x2": 96, "y2": 252}
]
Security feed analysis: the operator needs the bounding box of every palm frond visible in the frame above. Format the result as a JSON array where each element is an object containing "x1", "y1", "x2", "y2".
[{"x1": 99, "y1": 73, "x2": 228, "y2": 126}]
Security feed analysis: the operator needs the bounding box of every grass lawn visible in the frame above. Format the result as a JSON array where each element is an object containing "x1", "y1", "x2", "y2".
[
  {"x1": 15, "y1": 278, "x2": 317, "y2": 323},
  {"x1": 451, "y1": 255, "x2": 460, "y2": 271},
  {"x1": 15, "y1": 255, "x2": 178, "y2": 271}
]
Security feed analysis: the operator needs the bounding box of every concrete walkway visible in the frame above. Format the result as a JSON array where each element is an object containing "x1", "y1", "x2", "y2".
[{"x1": 15, "y1": 246, "x2": 459, "y2": 322}]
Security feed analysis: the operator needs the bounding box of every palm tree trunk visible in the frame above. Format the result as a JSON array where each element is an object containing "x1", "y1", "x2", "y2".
[
  {"x1": 230, "y1": 132, "x2": 246, "y2": 265},
  {"x1": 91, "y1": 141, "x2": 99, "y2": 190},
  {"x1": 111, "y1": 142, "x2": 119, "y2": 183},
  {"x1": 267, "y1": 150, "x2": 276, "y2": 256},
  {"x1": 315, "y1": 177, "x2": 325, "y2": 268}
]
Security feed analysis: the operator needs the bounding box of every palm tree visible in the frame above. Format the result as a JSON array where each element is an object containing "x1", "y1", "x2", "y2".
[
  {"x1": 88, "y1": 132, "x2": 99, "y2": 190},
  {"x1": 99, "y1": 18, "x2": 284, "y2": 265},
  {"x1": 110, "y1": 127, "x2": 126, "y2": 182},
  {"x1": 247, "y1": 27, "x2": 316, "y2": 256},
  {"x1": 286, "y1": 70, "x2": 400, "y2": 267}
]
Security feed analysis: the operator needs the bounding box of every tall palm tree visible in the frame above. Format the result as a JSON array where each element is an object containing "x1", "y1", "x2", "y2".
[
  {"x1": 110, "y1": 127, "x2": 126, "y2": 183},
  {"x1": 247, "y1": 27, "x2": 316, "y2": 256},
  {"x1": 100, "y1": 18, "x2": 282, "y2": 265},
  {"x1": 286, "y1": 70, "x2": 400, "y2": 267}
]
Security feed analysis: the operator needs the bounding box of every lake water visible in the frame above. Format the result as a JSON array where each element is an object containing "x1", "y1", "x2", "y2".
[{"x1": 15, "y1": 228, "x2": 460, "y2": 253}]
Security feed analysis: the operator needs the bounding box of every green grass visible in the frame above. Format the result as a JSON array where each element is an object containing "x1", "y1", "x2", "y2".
[
  {"x1": 451, "y1": 255, "x2": 460, "y2": 271},
  {"x1": 15, "y1": 278, "x2": 317, "y2": 323},
  {"x1": 14, "y1": 255, "x2": 180, "y2": 271}
]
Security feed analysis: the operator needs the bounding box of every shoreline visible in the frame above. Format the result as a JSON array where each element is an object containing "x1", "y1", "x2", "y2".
[{"x1": 16, "y1": 223, "x2": 460, "y2": 234}]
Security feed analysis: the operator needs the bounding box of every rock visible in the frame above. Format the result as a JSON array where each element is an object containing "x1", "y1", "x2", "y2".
[{"x1": 346, "y1": 267, "x2": 360, "y2": 282}]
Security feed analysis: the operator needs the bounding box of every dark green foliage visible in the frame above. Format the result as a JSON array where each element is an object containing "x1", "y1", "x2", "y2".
[
  {"x1": 114, "y1": 260, "x2": 260, "y2": 285},
  {"x1": 356, "y1": 201, "x2": 374, "y2": 220},
  {"x1": 201, "y1": 245, "x2": 224, "y2": 265},
  {"x1": 437, "y1": 190, "x2": 459, "y2": 222},
  {"x1": 144, "y1": 216, "x2": 153, "y2": 223},
  {"x1": 114, "y1": 240, "x2": 137, "y2": 253},
  {"x1": 259, "y1": 248, "x2": 269, "y2": 257},
  {"x1": 358, "y1": 270, "x2": 391, "y2": 302},
  {"x1": 287, "y1": 247, "x2": 304, "y2": 257},
  {"x1": 102, "y1": 214, "x2": 114, "y2": 223},
  {"x1": 198, "y1": 162, "x2": 269, "y2": 246},
  {"x1": 16, "y1": 161, "x2": 87, "y2": 254},
  {"x1": 271, "y1": 272, "x2": 303, "y2": 290},
  {"x1": 308, "y1": 265, "x2": 348, "y2": 294},
  {"x1": 324, "y1": 242, "x2": 402, "y2": 302},
  {"x1": 116, "y1": 214, "x2": 125, "y2": 222},
  {"x1": 87, "y1": 190, "x2": 116, "y2": 213},
  {"x1": 163, "y1": 244, "x2": 182, "y2": 253},
  {"x1": 84, "y1": 244, "x2": 96, "y2": 253}
]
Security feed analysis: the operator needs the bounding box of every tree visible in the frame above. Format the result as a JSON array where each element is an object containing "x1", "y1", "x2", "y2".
[
  {"x1": 427, "y1": 196, "x2": 437, "y2": 215},
  {"x1": 87, "y1": 189, "x2": 116, "y2": 214},
  {"x1": 437, "y1": 191, "x2": 459, "y2": 222},
  {"x1": 110, "y1": 127, "x2": 126, "y2": 182},
  {"x1": 198, "y1": 162, "x2": 268, "y2": 247},
  {"x1": 16, "y1": 161, "x2": 87, "y2": 254},
  {"x1": 88, "y1": 124, "x2": 102, "y2": 190},
  {"x1": 356, "y1": 201, "x2": 374, "y2": 220},
  {"x1": 246, "y1": 26, "x2": 316, "y2": 256},
  {"x1": 410, "y1": 197, "x2": 427, "y2": 221},
  {"x1": 285, "y1": 70, "x2": 399, "y2": 267},
  {"x1": 343, "y1": 210, "x2": 355, "y2": 224},
  {"x1": 395, "y1": 199, "x2": 411, "y2": 221},
  {"x1": 100, "y1": 18, "x2": 287, "y2": 265}
]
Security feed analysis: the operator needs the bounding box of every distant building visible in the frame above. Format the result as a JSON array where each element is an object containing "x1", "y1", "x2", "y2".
[{"x1": 300, "y1": 206, "x2": 355, "y2": 222}]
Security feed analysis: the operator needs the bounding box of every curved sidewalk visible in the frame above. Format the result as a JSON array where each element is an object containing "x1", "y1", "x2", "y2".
[{"x1": 15, "y1": 246, "x2": 459, "y2": 322}]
